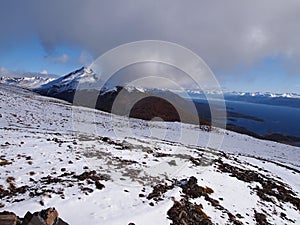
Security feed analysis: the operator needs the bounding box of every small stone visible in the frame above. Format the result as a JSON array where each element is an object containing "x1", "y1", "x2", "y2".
[
  {"x1": 25, "y1": 156, "x2": 32, "y2": 160},
  {"x1": 149, "y1": 202, "x2": 154, "y2": 207},
  {"x1": 236, "y1": 213, "x2": 243, "y2": 219},
  {"x1": 95, "y1": 181, "x2": 105, "y2": 190},
  {"x1": 29, "y1": 171, "x2": 35, "y2": 176}
]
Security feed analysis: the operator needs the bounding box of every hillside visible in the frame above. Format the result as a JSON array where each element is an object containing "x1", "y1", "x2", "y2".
[{"x1": 0, "y1": 83, "x2": 299, "y2": 224}]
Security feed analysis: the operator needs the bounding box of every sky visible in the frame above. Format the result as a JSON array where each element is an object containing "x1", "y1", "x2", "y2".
[{"x1": 0, "y1": 0, "x2": 299, "y2": 93}]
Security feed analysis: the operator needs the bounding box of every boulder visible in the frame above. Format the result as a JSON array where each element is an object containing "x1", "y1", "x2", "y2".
[
  {"x1": 20, "y1": 208, "x2": 68, "y2": 225},
  {"x1": 0, "y1": 211, "x2": 18, "y2": 225}
]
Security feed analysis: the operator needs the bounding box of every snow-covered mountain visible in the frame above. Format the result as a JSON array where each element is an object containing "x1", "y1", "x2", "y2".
[
  {"x1": 0, "y1": 68, "x2": 59, "y2": 90},
  {"x1": 223, "y1": 92, "x2": 300, "y2": 108},
  {"x1": 0, "y1": 83, "x2": 299, "y2": 225},
  {"x1": 35, "y1": 67, "x2": 101, "y2": 94},
  {"x1": 0, "y1": 76, "x2": 55, "y2": 89},
  {"x1": 184, "y1": 90, "x2": 300, "y2": 108},
  {"x1": 229, "y1": 91, "x2": 300, "y2": 99},
  {"x1": 35, "y1": 67, "x2": 163, "y2": 96},
  {"x1": 186, "y1": 90, "x2": 300, "y2": 99}
]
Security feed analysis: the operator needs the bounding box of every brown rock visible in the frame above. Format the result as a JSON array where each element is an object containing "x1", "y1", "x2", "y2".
[
  {"x1": 40, "y1": 208, "x2": 58, "y2": 225},
  {"x1": 1, "y1": 209, "x2": 68, "y2": 225},
  {"x1": 0, "y1": 211, "x2": 18, "y2": 225},
  {"x1": 254, "y1": 211, "x2": 271, "y2": 225},
  {"x1": 55, "y1": 218, "x2": 69, "y2": 225},
  {"x1": 21, "y1": 212, "x2": 43, "y2": 225},
  {"x1": 167, "y1": 199, "x2": 212, "y2": 225}
]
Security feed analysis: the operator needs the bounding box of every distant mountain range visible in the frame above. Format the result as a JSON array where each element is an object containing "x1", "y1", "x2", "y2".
[
  {"x1": 0, "y1": 68, "x2": 58, "y2": 89},
  {"x1": 0, "y1": 68, "x2": 58, "y2": 79},
  {"x1": 1, "y1": 67, "x2": 299, "y2": 105},
  {"x1": 187, "y1": 89, "x2": 300, "y2": 99},
  {"x1": 0, "y1": 76, "x2": 55, "y2": 89},
  {"x1": 182, "y1": 90, "x2": 300, "y2": 108},
  {"x1": 223, "y1": 92, "x2": 300, "y2": 108}
]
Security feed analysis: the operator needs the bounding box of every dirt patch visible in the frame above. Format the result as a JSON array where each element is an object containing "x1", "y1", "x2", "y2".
[
  {"x1": 146, "y1": 183, "x2": 175, "y2": 202},
  {"x1": 0, "y1": 160, "x2": 11, "y2": 166},
  {"x1": 167, "y1": 199, "x2": 212, "y2": 225},
  {"x1": 215, "y1": 159, "x2": 300, "y2": 211},
  {"x1": 254, "y1": 211, "x2": 272, "y2": 225},
  {"x1": 178, "y1": 176, "x2": 213, "y2": 198},
  {"x1": 0, "y1": 170, "x2": 110, "y2": 207},
  {"x1": 177, "y1": 177, "x2": 243, "y2": 225}
]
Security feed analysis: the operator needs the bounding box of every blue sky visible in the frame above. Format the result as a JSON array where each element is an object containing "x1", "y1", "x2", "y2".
[
  {"x1": 0, "y1": 36, "x2": 92, "y2": 76},
  {"x1": 0, "y1": 1, "x2": 299, "y2": 94},
  {"x1": 218, "y1": 57, "x2": 300, "y2": 93}
]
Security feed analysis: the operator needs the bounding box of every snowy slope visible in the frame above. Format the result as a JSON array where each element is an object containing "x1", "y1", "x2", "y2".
[
  {"x1": 0, "y1": 83, "x2": 299, "y2": 225},
  {"x1": 184, "y1": 90, "x2": 300, "y2": 108}
]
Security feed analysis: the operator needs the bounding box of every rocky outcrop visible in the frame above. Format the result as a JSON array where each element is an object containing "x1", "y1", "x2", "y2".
[
  {"x1": 0, "y1": 211, "x2": 19, "y2": 225},
  {"x1": 0, "y1": 208, "x2": 68, "y2": 225}
]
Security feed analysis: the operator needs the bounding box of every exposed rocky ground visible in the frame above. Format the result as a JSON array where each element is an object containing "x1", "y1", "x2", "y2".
[{"x1": 0, "y1": 208, "x2": 68, "y2": 225}]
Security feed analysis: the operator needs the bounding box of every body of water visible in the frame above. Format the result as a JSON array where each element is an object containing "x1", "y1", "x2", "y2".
[{"x1": 193, "y1": 98, "x2": 300, "y2": 138}]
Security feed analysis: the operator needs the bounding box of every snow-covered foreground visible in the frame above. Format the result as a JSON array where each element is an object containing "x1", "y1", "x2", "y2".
[{"x1": 0, "y1": 84, "x2": 299, "y2": 225}]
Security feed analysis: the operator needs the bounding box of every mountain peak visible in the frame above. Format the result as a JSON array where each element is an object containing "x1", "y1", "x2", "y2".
[
  {"x1": 77, "y1": 66, "x2": 93, "y2": 74},
  {"x1": 63, "y1": 66, "x2": 94, "y2": 79},
  {"x1": 35, "y1": 66, "x2": 100, "y2": 94}
]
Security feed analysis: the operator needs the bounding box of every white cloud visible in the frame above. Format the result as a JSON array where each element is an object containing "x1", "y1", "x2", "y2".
[
  {"x1": 78, "y1": 51, "x2": 93, "y2": 66},
  {"x1": 0, "y1": 67, "x2": 8, "y2": 72},
  {"x1": 0, "y1": 67, "x2": 11, "y2": 76},
  {"x1": 40, "y1": 69, "x2": 48, "y2": 75},
  {"x1": 45, "y1": 54, "x2": 70, "y2": 64}
]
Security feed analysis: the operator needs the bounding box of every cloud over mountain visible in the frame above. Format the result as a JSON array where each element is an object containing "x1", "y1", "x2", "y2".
[{"x1": 45, "y1": 54, "x2": 70, "y2": 64}]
